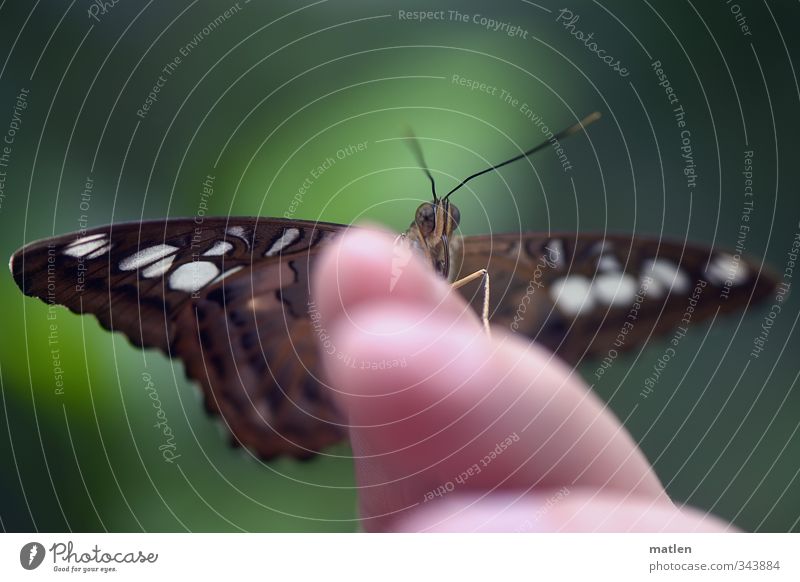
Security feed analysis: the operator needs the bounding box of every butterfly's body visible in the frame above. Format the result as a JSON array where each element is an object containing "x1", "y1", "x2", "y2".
[
  {"x1": 401, "y1": 198, "x2": 462, "y2": 280},
  {"x1": 8, "y1": 114, "x2": 779, "y2": 460}
]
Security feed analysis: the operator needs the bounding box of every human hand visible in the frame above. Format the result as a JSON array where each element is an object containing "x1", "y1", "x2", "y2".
[{"x1": 312, "y1": 228, "x2": 735, "y2": 532}]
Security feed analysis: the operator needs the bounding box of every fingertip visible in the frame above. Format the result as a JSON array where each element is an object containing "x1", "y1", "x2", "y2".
[
  {"x1": 311, "y1": 227, "x2": 472, "y2": 334},
  {"x1": 393, "y1": 490, "x2": 731, "y2": 532},
  {"x1": 322, "y1": 304, "x2": 488, "y2": 422}
]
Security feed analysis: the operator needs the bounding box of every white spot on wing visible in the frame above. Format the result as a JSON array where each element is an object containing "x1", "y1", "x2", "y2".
[
  {"x1": 545, "y1": 239, "x2": 565, "y2": 268},
  {"x1": 119, "y1": 244, "x2": 179, "y2": 271},
  {"x1": 86, "y1": 244, "x2": 112, "y2": 259},
  {"x1": 550, "y1": 275, "x2": 595, "y2": 316},
  {"x1": 211, "y1": 265, "x2": 244, "y2": 285},
  {"x1": 316, "y1": 229, "x2": 339, "y2": 245},
  {"x1": 68, "y1": 233, "x2": 105, "y2": 245},
  {"x1": 226, "y1": 226, "x2": 249, "y2": 245},
  {"x1": 593, "y1": 272, "x2": 638, "y2": 306},
  {"x1": 265, "y1": 228, "x2": 300, "y2": 257},
  {"x1": 169, "y1": 261, "x2": 220, "y2": 292},
  {"x1": 597, "y1": 254, "x2": 621, "y2": 272},
  {"x1": 643, "y1": 258, "x2": 690, "y2": 298},
  {"x1": 202, "y1": 241, "x2": 233, "y2": 256},
  {"x1": 141, "y1": 255, "x2": 177, "y2": 278},
  {"x1": 707, "y1": 253, "x2": 748, "y2": 286},
  {"x1": 63, "y1": 236, "x2": 109, "y2": 258}
]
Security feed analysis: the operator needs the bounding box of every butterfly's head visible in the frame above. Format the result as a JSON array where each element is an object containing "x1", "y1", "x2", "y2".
[
  {"x1": 406, "y1": 198, "x2": 460, "y2": 279},
  {"x1": 402, "y1": 112, "x2": 601, "y2": 279}
]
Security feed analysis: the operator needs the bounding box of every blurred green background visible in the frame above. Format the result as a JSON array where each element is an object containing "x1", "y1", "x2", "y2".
[{"x1": 1, "y1": 0, "x2": 798, "y2": 532}]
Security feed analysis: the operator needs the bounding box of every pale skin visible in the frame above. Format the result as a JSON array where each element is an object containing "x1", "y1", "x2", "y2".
[{"x1": 312, "y1": 228, "x2": 736, "y2": 532}]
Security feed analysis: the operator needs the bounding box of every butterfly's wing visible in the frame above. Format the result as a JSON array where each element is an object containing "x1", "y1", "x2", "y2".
[
  {"x1": 455, "y1": 233, "x2": 778, "y2": 366},
  {"x1": 10, "y1": 217, "x2": 348, "y2": 459}
]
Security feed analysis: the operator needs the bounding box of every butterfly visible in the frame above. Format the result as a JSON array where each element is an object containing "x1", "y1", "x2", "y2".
[{"x1": 9, "y1": 113, "x2": 777, "y2": 460}]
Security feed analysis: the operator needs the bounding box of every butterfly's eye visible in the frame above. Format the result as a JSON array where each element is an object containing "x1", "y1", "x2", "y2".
[
  {"x1": 415, "y1": 203, "x2": 436, "y2": 235},
  {"x1": 448, "y1": 203, "x2": 461, "y2": 228}
]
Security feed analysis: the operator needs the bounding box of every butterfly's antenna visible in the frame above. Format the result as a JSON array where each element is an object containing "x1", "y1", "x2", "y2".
[
  {"x1": 443, "y1": 111, "x2": 601, "y2": 200},
  {"x1": 404, "y1": 127, "x2": 438, "y2": 201}
]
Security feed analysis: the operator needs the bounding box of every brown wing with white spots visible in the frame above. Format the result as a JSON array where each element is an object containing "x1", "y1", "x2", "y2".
[
  {"x1": 455, "y1": 233, "x2": 778, "y2": 366},
  {"x1": 10, "y1": 217, "x2": 348, "y2": 459}
]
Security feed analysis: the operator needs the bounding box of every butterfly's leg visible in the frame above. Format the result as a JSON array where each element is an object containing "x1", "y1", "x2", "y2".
[{"x1": 452, "y1": 269, "x2": 491, "y2": 336}]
